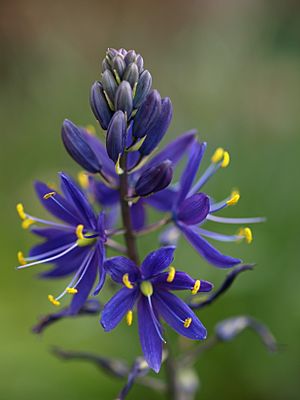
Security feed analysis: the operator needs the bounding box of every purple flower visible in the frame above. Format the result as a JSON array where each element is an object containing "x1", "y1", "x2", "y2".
[
  {"x1": 156, "y1": 142, "x2": 265, "y2": 268},
  {"x1": 101, "y1": 246, "x2": 213, "y2": 372},
  {"x1": 16, "y1": 172, "x2": 106, "y2": 314}
]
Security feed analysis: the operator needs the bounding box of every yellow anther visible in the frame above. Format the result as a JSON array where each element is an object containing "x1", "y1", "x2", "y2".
[
  {"x1": 191, "y1": 280, "x2": 201, "y2": 295},
  {"x1": 140, "y1": 281, "x2": 153, "y2": 297},
  {"x1": 126, "y1": 310, "x2": 133, "y2": 326},
  {"x1": 16, "y1": 203, "x2": 26, "y2": 220},
  {"x1": 43, "y1": 191, "x2": 56, "y2": 200},
  {"x1": 184, "y1": 318, "x2": 192, "y2": 328},
  {"x1": 166, "y1": 266, "x2": 176, "y2": 283},
  {"x1": 17, "y1": 251, "x2": 26, "y2": 265},
  {"x1": 221, "y1": 151, "x2": 230, "y2": 168},
  {"x1": 238, "y1": 227, "x2": 253, "y2": 244},
  {"x1": 211, "y1": 148, "x2": 224, "y2": 164},
  {"x1": 85, "y1": 125, "x2": 96, "y2": 135},
  {"x1": 66, "y1": 287, "x2": 78, "y2": 294},
  {"x1": 227, "y1": 190, "x2": 240, "y2": 206},
  {"x1": 78, "y1": 171, "x2": 89, "y2": 189},
  {"x1": 48, "y1": 295, "x2": 60, "y2": 307},
  {"x1": 76, "y1": 224, "x2": 85, "y2": 240},
  {"x1": 22, "y1": 219, "x2": 34, "y2": 229},
  {"x1": 122, "y1": 273, "x2": 134, "y2": 289},
  {"x1": 115, "y1": 154, "x2": 124, "y2": 175}
]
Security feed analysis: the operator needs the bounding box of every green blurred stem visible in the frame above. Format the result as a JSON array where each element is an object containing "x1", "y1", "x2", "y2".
[{"x1": 119, "y1": 153, "x2": 139, "y2": 264}]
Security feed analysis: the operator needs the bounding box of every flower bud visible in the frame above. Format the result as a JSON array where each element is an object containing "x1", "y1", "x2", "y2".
[
  {"x1": 101, "y1": 58, "x2": 110, "y2": 73},
  {"x1": 134, "y1": 160, "x2": 173, "y2": 197},
  {"x1": 118, "y1": 48, "x2": 127, "y2": 56},
  {"x1": 112, "y1": 55, "x2": 126, "y2": 80},
  {"x1": 102, "y1": 70, "x2": 118, "y2": 105},
  {"x1": 106, "y1": 111, "x2": 127, "y2": 163},
  {"x1": 132, "y1": 90, "x2": 162, "y2": 138},
  {"x1": 90, "y1": 81, "x2": 113, "y2": 130},
  {"x1": 123, "y1": 62, "x2": 139, "y2": 88},
  {"x1": 133, "y1": 70, "x2": 152, "y2": 108},
  {"x1": 106, "y1": 48, "x2": 119, "y2": 62},
  {"x1": 124, "y1": 50, "x2": 137, "y2": 65},
  {"x1": 62, "y1": 119, "x2": 102, "y2": 173},
  {"x1": 114, "y1": 81, "x2": 133, "y2": 117},
  {"x1": 139, "y1": 97, "x2": 173, "y2": 155},
  {"x1": 136, "y1": 54, "x2": 144, "y2": 72}
]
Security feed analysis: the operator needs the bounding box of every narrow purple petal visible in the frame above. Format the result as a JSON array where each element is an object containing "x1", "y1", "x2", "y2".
[
  {"x1": 154, "y1": 291, "x2": 207, "y2": 340},
  {"x1": 93, "y1": 241, "x2": 106, "y2": 295},
  {"x1": 152, "y1": 271, "x2": 213, "y2": 292},
  {"x1": 68, "y1": 250, "x2": 98, "y2": 315},
  {"x1": 101, "y1": 287, "x2": 139, "y2": 331},
  {"x1": 176, "y1": 142, "x2": 206, "y2": 207},
  {"x1": 60, "y1": 173, "x2": 97, "y2": 230},
  {"x1": 35, "y1": 181, "x2": 80, "y2": 226},
  {"x1": 104, "y1": 256, "x2": 140, "y2": 284},
  {"x1": 130, "y1": 201, "x2": 146, "y2": 231},
  {"x1": 137, "y1": 296, "x2": 163, "y2": 373},
  {"x1": 177, "y1": 193, "x2": 210, "y2": 225},
  {"x1": 90, "y1": 179, "x2": 119, "y2": 207},
  {"x1": 179, "y1": 224, "x2": 242, "y2": 268},
  {"x1": 141, "y1": 246, "x2": 175, "y2": 279},
  {"x1": 145, "y1": 130, "x2": 197, "y2": 170},
  {"x1": 145, "y1": 188, "x2": 176, "y2": 212}
]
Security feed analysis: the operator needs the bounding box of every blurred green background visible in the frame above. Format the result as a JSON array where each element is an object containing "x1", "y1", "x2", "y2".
[{"x1": 1, "y1": 0, "x2": 299, "y2": 399}]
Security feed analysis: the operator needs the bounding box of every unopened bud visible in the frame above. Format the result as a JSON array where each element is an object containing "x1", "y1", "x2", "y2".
[
  {"x1": 90, "y1": 81, "x2": 113, "y2": 130},
  {"x1": 134, "y1": 160, "x2": 173, "y2": 197},
  {"x1": 123, "y1": 62, "x2": 139, "y2": 88},
  {"x1": 102, "y1": 70, "x2": 118, "y2": 105},
  {"x1": 124, "y1": 50, "x2": 137, "y2": 65},
  {"x1": 132, "y1": 90, "x2": 162, "y2": 138},
  {"x1": 114, "y1": 81, "x2": 133, "y2": 117},
  {"x1": 133, "y1": 70, "x2": 152, "y2": 108},
  {"x1": 106, "y1": 111, "x2": 127, "y2": 163}
]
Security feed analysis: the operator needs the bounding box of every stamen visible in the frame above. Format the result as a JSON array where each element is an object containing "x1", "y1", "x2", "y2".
[
  {"x1": 226, "y1": 190, "x2": 240, "y2": 206},
  {"x1": 126, "y1": 310, "x2": 133, "y2": 326},
  {"x1": 221, "y1": 151, "x2": 230, "y2": 168},
  {"x1": 211, "y1": 148, "x2": 224, "y2": 164},
  {"x1": 43, "y1": 191, "x2": 56, "y2": 200},
  {"x1": 76, "y1": 224, "x2": 85, "y2": 240},
  {"x1": 16, "y1": 203, "x2": 26, "y2": 220},
  {"x1": 238, "y1": 227, "x2": 253, "y2": 244},
  {"x1": 115, "y1": 154, "x2": 124, "y2": 175},
  {"x1": 122, "y1": 273, "x2": 134, "y2": 289},
  {"x1": 21, "y1": 219, "x2": 35, "y2": 229},
  {"x1": 48, "y1": 295, "x2": 60, "y2": 307},
  {"x1": 17, "y1": 251, "x2": 26, "y2": 265},
  {"x1": 78, "y1": 171, "x2": 89, "y2": 189},
  {"x1": 166, "y1": 266, "x2": 176, "y2": 283},
  {"x1": 184, "y1": 318, "x2": 192, "y2": 328},
  {"x1": 191, "y1": 280, "x2": 201, "y2": 295},
  {"x1": 147, "y1": 296, "x2": 166, "y2": 343},
  {"x1": 140, "y1": 281, "x2": 153, "y2": 296},
  {"x1": 66, "y1": 287, "x2": 78, "y2": 294}
]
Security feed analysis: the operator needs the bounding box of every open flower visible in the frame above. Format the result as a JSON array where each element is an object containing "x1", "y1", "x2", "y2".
[
  {"x1": 101, "y1": 246, "x2": 213, "y2": 372},
  {"x1": 16, "y1": 172, "x2": 106, "y2": 314},
  {"x1": 153, "y1": 141, "x2": 265, "y2": 268}
]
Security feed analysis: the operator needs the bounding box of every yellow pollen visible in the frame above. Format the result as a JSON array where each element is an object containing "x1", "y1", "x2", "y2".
[
  {"x1": 211, "y1": 148, "x2": 224, "y2": 164},
  {"x1": 85, "y1": 125, "x2": 96, "y2": 135},
  {"x1": 191, "y1": 280, "x2": 201, "y2": 295},
  {"x1": 48, "y1": 295, "x2": 60, "y2": 307},
  {"x1": 66, "y1": 287, "x2": 78, "y2": 294},
  {"x1": 126, "y1": 310, "x2": 133, "y2": 326},
  {"x1": 238, "y1": 227, "x2": 253, "y2": 244},
  {"x1": 122, "y1": 273, "x2": 134, "y2": 289},
  {"x1": 78, "y1": 171, "x2": 89, "y2": 189},
  {"x1": 76, "y1": 224, "x2": 85, "y2": 240},
  {"x1": 21, "y1": 218, "x2": 34, "y2": 229},
  {"x1": 166, "y1": 266, "x2": 176, "y2": 283},
  {"x1": 17, "y1": 251, "x2": 26, "y2": 265},
  {"x1": 16, "y1": 203, "x2": 26, "y2": 220},
  {"x1": 43, "y1": 191, "x2": 56, "y2": 200},
  {"x1": 221, "y1": 151, "x2": 230, "y2": 168},
  {"x1": 227, "y1": 190, "x2": 240, "y2": 206},
  {"x1": 184, "y1": 318, "x2": 192, "y2": 328}
]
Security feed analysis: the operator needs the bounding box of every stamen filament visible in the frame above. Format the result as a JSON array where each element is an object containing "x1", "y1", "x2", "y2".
[
  {"x1": 23, "y1": 243, "x2": 74, "y2": 262},
  {"x1": 17, "y1": 242, "x2": 78, "y2": 269},
  {"x1": 147, "y1": 296, "x2": 166, "y2": 343},
  {"x1": 207, "y1": 215, "x2": 266, "y2": 224}
]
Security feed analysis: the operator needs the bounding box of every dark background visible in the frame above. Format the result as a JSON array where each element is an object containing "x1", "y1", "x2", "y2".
[{"x1": 1, "y1": 0, "x2": 299, "y2": 399}]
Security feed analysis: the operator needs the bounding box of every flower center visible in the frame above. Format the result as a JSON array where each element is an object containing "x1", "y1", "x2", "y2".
[{"x1": 140, "y1": 281, "x2": 153, "y2": 297}]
